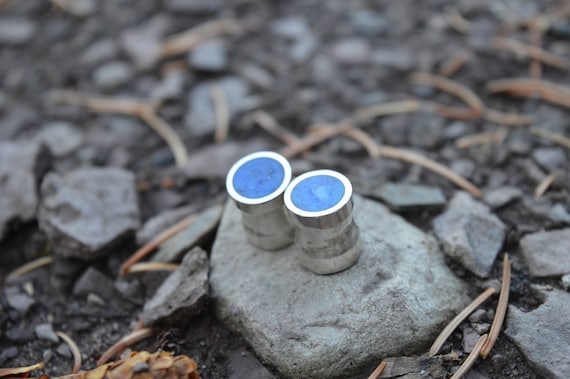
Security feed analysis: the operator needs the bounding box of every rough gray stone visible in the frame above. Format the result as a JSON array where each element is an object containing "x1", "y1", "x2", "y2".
[
  {"x1": 5, "y1": 290, "x2": 35, "y2": 315},
  {"x1": 35, "y1": 323, "x2": 59, "y2": 343},
  {"x1": 519, "y1": 228, "x2": 570, "y2": 277},
  {"x1": 93, "y1": 61, "x2": 133, "y2": 91},
  {"x1": 271, "y1": 17, "x2": 317, "y2": 63},
  {"x1": 140, "y1": 247, "x2": 209, "y2": 326},
  {"x1": 0, "y1": 18, "x2": 36, "y2": 45},
  {"x1": 371, "y1": 48, "x2": 414, "y2": 70},
  {"x1": 462, "y1": 326, "x2": 480, "y2": 353},
  {"x1": 152, "y1": 205, "x2": 223, "y2": 263},
  {"x1": 211, "y1": 196, "x2": 469, "y2": 378},
  {"x1": 150, "y1": 69, "x2": 186, "y2": 101},
  {"x1": 73, "y1": 267, "x2": 117, "y2": 300},
  {"x1": 330, "y1": 38, "x2": 370, "y2": 64},
  {"x1": 483, "y1": 187, "x2": 522, "y2": 209},
  {"x1": 38, "y1": 167, "x2": 140, "y2": 260},
  {"x1": 184, "y1": 77, "x2": 250, "y2": 137},
  {"x1": 80, "y1": 39, "x2": 118, "y2": 66},
  {"x1": 183, "y1": 138, "x2": 272, "y2": 180},
  {"x1": 408, "y1": 112, "x2": 444, "y2": 148},
  {"x1": 0, "y1": 141, "x2": 50, "y2": 238},
  {"x1": 35, "y1": 121, "x2": 83, "y2": 157},
  {"x1": 165, "y1": 0, "x2": 221, "y2": 14},
  {"x1": 505, "y1": 288, "x2": 570, "y2": 378},
  {"x1": 371, "y1": 183, "x2": 446, "y2": 211},
  {"x1": 120, "y1": 16, "x2": 168, "y2": 69},
  {"x1": 137, "y1": 204, "x2": 197, "y2": 245},
  {"x1": 433, "y1": 192, "x2": 506, "y2": 277},
  {"x1": 189, "y1": 39, "x2": 228, "y2": 72},
  {"x1": 532, "y1": 147, "x2": 567, "y2": 171},
  {"x1": 0, "y1": 346, "x2": 18, "y2": 366},
  {"x1": 349, "y1": 10, "x2": 390, "y2": 36}
]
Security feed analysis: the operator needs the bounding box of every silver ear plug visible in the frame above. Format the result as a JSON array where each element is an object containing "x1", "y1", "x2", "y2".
[
  {"x1": 226, "y1": 151, "x2": 294, "y2": 251},
  {"x1": 284, "y1": 169, "x2": 360, "y2": 274}
]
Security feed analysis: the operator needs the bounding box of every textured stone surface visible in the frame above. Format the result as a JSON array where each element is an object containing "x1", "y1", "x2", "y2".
[
  {"x1": 0, "y1": 141, "x2": 50, "y2": 238},
  {"x1": 0, "y1": 18, "x2": 36, "y2": 45},
  {"x1": 211, "y1": 196, "x2": 469, "y2": 378},
  {"x1": 483, "y1": 186, "x2": 522, "y2": 209},
  {"x1": 152, "y1": 205, "x2": 223, "y2": 263},
  {"x1": 519, "y1": 228, "x2": 570, "y2": 277},
  {"x1": 433, "y1": 192, "x2": 506, "y2": 277},
  {"x1": 141, "y1": 247, "x2": 209, "y2": 326},
  {"x1": 184, "y1": 77, "x2": 250, "y2": 137},
  {"x1": 372, "y1": 183, "x2": 446, "y2": 211},
  {"x1": 505, "y1": 288, "x2": 570, "y2": 378},
  {"x1": 38, "y1": 167, "x2": 140, "y2": 260},
  {"x1": 36, "y1": 121, "x2": 83, "y2": 157}
]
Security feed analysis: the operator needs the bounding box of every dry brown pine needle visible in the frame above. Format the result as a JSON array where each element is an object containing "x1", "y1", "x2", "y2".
[
  {"x1": 119, "y1": 212, "x2": 199, "y2": 276},
  {"x1": 42, "y1": 351, "x2": 200, "y2": 379},
  {"x1": 450, "y1": 334, "x2": 488, "y2": 379},
  {"x1": 481, "y1": 254, "x2": 511, "y2": 358},
  {"x1": 97, "y1": 328, "x2": 156, "y2": 366},
  {"x1": 429, "y1": 287, "x2": 496, "y2": 357},
  {"x1": 492, "y1": 37, "x2": 570, "y2": 70},
  {"x1": 410, "y1": 72, "x2": 484, "y2": 120},
  {"x1": 0, "y1": 362, "x2": 43, "y2": 378},
  {"x1": 486, "y1": 78, "x2": 570, "y2": 109},
  {"x1": 367, "y1": 360, "x2": 387, "y2": 379},
  {"x1": 534, "y1": 172, "x2": 557, "y2": 198}
]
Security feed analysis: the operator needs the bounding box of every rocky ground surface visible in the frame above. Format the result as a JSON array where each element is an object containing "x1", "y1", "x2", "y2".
[{"x1": 1, "y1": 0, "x2": 570, "y2": 378}]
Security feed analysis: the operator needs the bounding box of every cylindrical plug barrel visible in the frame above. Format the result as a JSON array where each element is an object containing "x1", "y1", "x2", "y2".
[
  {"x1": 284, "y1": 169, "x2": 360, "y2": 274},
  {"x1": 226, "y1": 151, "x2": 293, "y2": 250}
]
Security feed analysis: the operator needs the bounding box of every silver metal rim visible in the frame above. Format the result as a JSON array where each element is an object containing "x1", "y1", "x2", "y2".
[
  {"x1": 226, "y1": 151, "x2": 292, "y2": 205},
  {"x1": 284, "y1": 169, "x2": 353, "y2": 218}
]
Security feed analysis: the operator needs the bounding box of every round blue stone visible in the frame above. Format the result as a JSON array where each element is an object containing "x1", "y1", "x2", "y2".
[
  {"x1": 233, "y1": 157, "x2": 285, "y2": 199},
  {"x1": 291, "y1": 175, "x2": 345, "y2": 212}
]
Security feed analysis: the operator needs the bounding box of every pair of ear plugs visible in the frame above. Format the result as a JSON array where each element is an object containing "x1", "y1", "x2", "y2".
[{"x1": 226, "y1": 151, "x2": 360, "y2": 274}]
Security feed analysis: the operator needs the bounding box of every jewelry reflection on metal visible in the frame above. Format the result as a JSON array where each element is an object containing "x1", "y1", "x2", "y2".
[
  {"x1": 226, "y1": 151, "x2": 293, "y2": 251},
  {"x1": 284, "y1": 169, "x2": 360, "y2": 274}
]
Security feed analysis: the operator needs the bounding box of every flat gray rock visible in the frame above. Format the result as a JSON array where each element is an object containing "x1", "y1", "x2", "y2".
[
  {"x1": 38, "y1": 167, "x2": 140, "y2": 260},
  {"x1": 152, "y1": 205, "x2": 223, "y2": 263},
  {"x1": 189, "y1": 39, "x2": 228, "y2": 72},
  {"x1": 483, "y1": 186, "x2": 522, "y2": 209},
  {"x1": 433, "y1": 192, "x2": 506, "y2": 277},
  {"x1": 0, "y1": 141, "x2": 50, "y2": 239},
  {"x1": 211, "y1": 196, "x2": 469, "y2": 378},
  {"x1": 184, "y1": 76, "x2": 250, "y2": 137},
  {"x1": 372, "y1": 183, "x2": 446, "y2": 211},
  {"x1": 519, "y1": 228, "x2": 570, "y2": 277},
  {"x1": 35, "y1": 121, "x2": 83, "y2": 157},
  {"x1": 505, "y1": 288, "x2": 570, "y2": 379},
  {"x1": 141, "y1": 247, "x2": 209, "y2": 326}
]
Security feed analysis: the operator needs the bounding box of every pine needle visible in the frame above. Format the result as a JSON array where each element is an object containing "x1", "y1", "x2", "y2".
[
  {"x1": 97, "y1": 328, "x2": 155, "y2": 366},
  {"x1": 530, "y1": 127, "x2": 570, "y2": 150},
  {"x1": 211, "y1": 85, "x2": 230, "y2": 144},
  {"x1": 368, "y1": 360, "x2": 387, "y2": 379},
  {"x1": 450, "y1": 334, "x2": 487, "y2": 379},
  {"x1": 534, "y1": 172, "x2": 556, "y2": 198},
  {"x1": 252, "y1": 110, "x2": 301, "y2": 145},
  {"x1": 126, "y1": 262, "x2": 180, "y2": 274},
  {"x1": 160, "y1": 19, "x2": 246, "y2": 58},
  {"x1": 56, "y1": 331, "x2": 82, "y2": 374},
  {"x1": 480, "y1": 254, "x2": 511, "y2": 358},
  {"x1": 492, "y1": 37, "x2": 570, "y2": 70},
  {"x1": 487, "y1": 78, "x2": 570, "y2": 109},
  {"x1": 411, "y1": 72, "x2": 485, "y2": 120},
  {"x1": 119, "y1": 213, "x2": 198, "y2": 276},
  {"x1": 429, "y1": 287, "x2": 496, "y2": 357},
  {"x1": 5, "y1": 256, "x2": 54, "y2": 283}
]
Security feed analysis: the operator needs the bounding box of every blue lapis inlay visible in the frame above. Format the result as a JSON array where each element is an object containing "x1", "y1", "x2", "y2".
[
  {"x1": 233, "y1": 157, "x2": 285, "y2": 199},
  {"x1": 291, "y1": 175, "x2": 345, "y2": 212}
]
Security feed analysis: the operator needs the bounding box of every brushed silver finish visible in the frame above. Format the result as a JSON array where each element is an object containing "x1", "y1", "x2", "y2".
[
  {"x1": 226, "y1": 151, "x2": 293, "y2": 251},
  {"x1": 284, "y1": 170, "x2": 360, "y2": 274}
]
